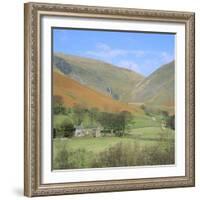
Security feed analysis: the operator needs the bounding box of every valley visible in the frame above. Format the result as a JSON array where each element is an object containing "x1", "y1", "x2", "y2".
[{"x1": 52, "y1": 53, "x2": 175, "y2": 169}]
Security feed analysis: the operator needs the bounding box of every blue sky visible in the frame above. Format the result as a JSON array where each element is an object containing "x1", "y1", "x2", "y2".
[{"x1": 53, "y1": 28, "x2": 175, "y2": 76}]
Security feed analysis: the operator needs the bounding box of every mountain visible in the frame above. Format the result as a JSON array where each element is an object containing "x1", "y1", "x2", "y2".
[
  {"x1": 131, "y1": 61, "x2": 175, "y2": 107},
  {"x1": 53, "y1": 53, "x2": 175, "y2": 113},
  {"x1": 53, "y1": 53, "x2": 144, "y2": 102},
  {"x1": 53, "y1": 70, "x2": 142, "y2": 114}
]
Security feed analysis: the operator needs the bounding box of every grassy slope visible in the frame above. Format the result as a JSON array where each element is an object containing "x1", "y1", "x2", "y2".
[
  {"x1": 54, "y1": 53, "x2": 144, "y2": 102},
  {"x1": 53, "y1": 136, "x2": 151, "y2": 169},
  {"x1": 54, "y1": 126, "x2": 174, "y2": 154},
  {"x1": 53, "y1": 55, "x2": 175, "y2": 169},
  {"x1": 54, "y1": 137, "x2": 142, "y2": 155},
  {"x1": 53, "y1": 70, "x2": 143, "y2": 114},
  {"x1": 131, "y1": 61, "x2": 175, "y2": 108},
  {"x1": 53, "y1": 127, "x2": 175, "y2": 168},
  {"x1": 54, "y1": 53, "x2": 174, "y2": 112}
]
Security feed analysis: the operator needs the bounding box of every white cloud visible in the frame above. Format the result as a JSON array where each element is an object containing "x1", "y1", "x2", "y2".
[
  {"x1": 118, "y1": 60, "x2": 140, "y2": 73},
  {"x1": 85, "y1": 43, "x2": 174, "y2": 75},
  {"x1": 86, "y1": 43, "x2": 127, "y2": 60},
  {"x1": 85, "y1": 43, "x2": 146, "y2": 61},
  {"x1": 86, "y1": 43, "x2": 174, "y2": 63}
]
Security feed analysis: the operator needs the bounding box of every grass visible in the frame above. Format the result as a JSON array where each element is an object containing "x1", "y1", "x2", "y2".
[
  {"x1": 128, "y1": 127, "x2": 174, "y2": 140},
  {"x1": 53, "y1": 127, "x2": 175, "y2": 169},
  {"x1": 52, "y1": 53, "x2": 175, "y2": 169},
  {"x1": 53, "y1": 70, "x2": 143, "y2": 114},
  {"x1": 132, "y1": 61, "x2": 174, "y2": 107},
  {"x1": 53, "y1": 113, "x2": 162, "y2": 129},
  {"x1": 65, "y1": 91, "x2": 76, "y2": 100},
  {"x1": 54, "y1": 136, "x2": 154, "y2": 155},
  {"x1": 53, "y1": 109, "x2": 175, "y2": 169},
  {"x1": 131, "y1": 115, "x2": 161, "y2": 128},
  {"x1": 53, "y1": 114, "x2": 72, "y2": 127},
  {"x1": 54, "y1": 53, "x2": 144, "y2": 102}
]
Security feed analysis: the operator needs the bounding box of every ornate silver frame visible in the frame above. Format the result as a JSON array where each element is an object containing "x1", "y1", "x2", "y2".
[{"x1": 24, "y1": 2, "x2": 195, "y2": 197}]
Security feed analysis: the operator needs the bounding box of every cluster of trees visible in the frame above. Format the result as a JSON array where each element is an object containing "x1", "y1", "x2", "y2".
[
  {"x1": 159, "y1": 110, "x2": 175, "y2": 130},
  {"x1": 140, "y1": 104, "x2": 175, "y2": 130},
  {"x1": 98, "y1": 111, "x2": 132, "y2": 137},
  {"x1": 53, "y1": 95, "x2": 134, "y2": 138},
  {"x1": 53, "y1": 121, "x2": 75, "y2": 138},
  {"x1": 166, "y1": 115, "x2": 175, "y2": 130}
]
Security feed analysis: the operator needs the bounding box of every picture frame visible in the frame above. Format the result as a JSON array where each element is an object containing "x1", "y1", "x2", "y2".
[{"x1": 24, "y1": 2, "x2": 195, "y2": 197}]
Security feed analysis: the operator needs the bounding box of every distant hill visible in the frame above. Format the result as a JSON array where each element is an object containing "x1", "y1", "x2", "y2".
[
  {"x1": 53, "y1": 53, "x2": 144, "y2": 102},
  {"x1": 131, "y1": 61, "x2": 175, "y2": 107},
  {"x1": 53, "y1": 70, "x2": 142, "y2": 114},
  {"x1": 53, "y1": 53, "x2": 175, "y2": 113}
]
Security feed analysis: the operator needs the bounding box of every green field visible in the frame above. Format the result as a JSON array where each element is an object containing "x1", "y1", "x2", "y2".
[
  {"x1": 53, "y1": 126, "x2": 175, "y2": 169},
  {"x1": 52, "y1": 42, "x2": 175, "y2": 170},
  {"x1": 53, "y1": 113, "x2": 162, "y2": 129}
]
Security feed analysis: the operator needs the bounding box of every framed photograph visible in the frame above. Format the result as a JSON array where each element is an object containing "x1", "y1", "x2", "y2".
[{"x1": 24, "y1": 2, "x2": 195, "y2": 197}]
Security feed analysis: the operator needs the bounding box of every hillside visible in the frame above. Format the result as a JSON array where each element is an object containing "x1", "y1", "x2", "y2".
[
  {"x1": 53, "y1": 53, "x2": 144, "y2": 102},
  {"x1": 131, "y1": 61, "x2": 175, "y2": 107},
  {"x1": 53, "y1": 70, "x2": 142, "y2": 114}
]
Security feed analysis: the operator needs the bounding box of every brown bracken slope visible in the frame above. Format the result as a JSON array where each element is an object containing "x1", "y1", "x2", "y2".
[{"x1": 53, "y1": 70, "x2": 142, "y2": 114}]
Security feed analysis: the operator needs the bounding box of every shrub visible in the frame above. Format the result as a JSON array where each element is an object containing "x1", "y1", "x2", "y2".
[
  {"x1": 60, "y1": 120, "x2": 75, "y2": 138},
  {"x1": 54, "y1": 140, "x2": 175, "y2": 169},
  {"x1": 53, "y1": 146, "x2": 93, "y2": 169},
  {"x1": 53, "y1": 128, "x2": 56, "y2": 138},
  {"x1": 167, "y1": 115, "x2": 175, "y2": 130},
  {"x1": 140, "y1": 104, "x2": 145, "y2": 110},
  {"x1": 91, "y1": 142, "x2": 141, "y2": 167},
  {"x1": 141, "y1": 142, "x2": 175, "y2": 165},
  {"x1": 91, "y1": 141, "x2": 175, "y2": 168}
]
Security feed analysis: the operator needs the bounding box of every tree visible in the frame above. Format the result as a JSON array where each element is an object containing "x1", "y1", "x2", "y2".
[
  {"x1": 60, "y1": 120, "x2": 75, "y2": 138},
  {"x1": 98, "y1": 111, "x2": 133, "y2": 137},
  {"x1": 167, "y1": 115, "x2": 175, "y2": 130},
  {"x1": 73, "y1": 104, "x2": 85, "y2": 125},
  {"x1": 140, "y1": 104, "x2": 145, "y2": 110},
  {"x1": 160, "y1": 110, "x2": 169, "y2": 118},
  {"x1": 114, "y1": 111, "x2": 132, "y2": 137},
  {"x1": 88, "y1": 108, "x2": 99, "y2": 127},
  {"x1": 53, "y1": 95, "x2": 66, "y2": 114},
  {"x1": 53, "y1": 128, "x2": 56, "y2": 138}
]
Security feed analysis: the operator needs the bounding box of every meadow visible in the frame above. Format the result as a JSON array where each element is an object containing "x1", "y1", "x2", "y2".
[
  {"x1": 52, "y1": 55, "x2": 175, "y2": 170},
  {"x1": 53, "y1": 111, "x2": 175, "y2": 169}
]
